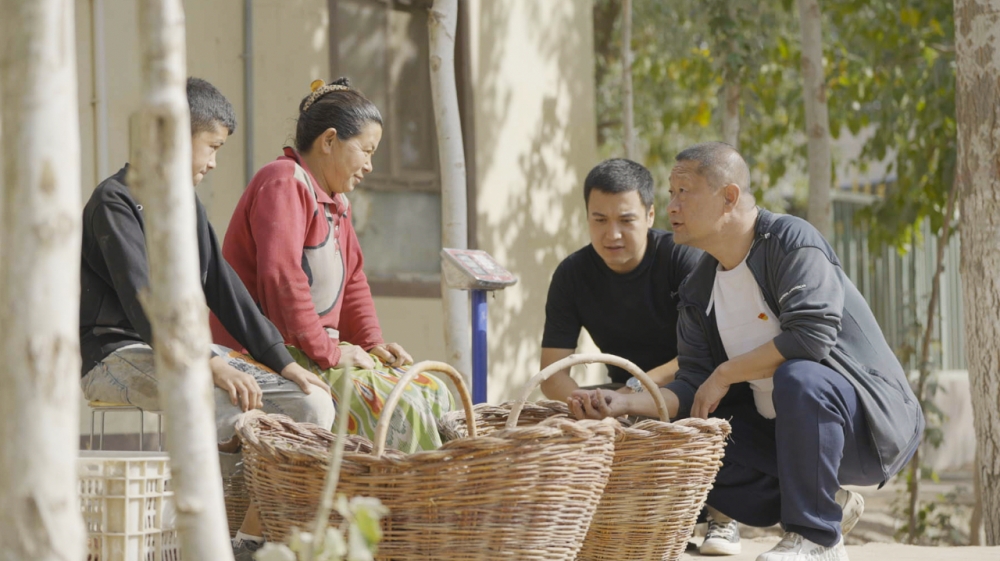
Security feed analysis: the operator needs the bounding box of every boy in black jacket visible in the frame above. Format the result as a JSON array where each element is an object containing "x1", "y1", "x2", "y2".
[{"x1": 79, "y1": 78, "x2": 333, "y2": 556}]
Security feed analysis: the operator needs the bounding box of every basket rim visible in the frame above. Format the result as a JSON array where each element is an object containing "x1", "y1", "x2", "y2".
[
  {"x1": 439, "y1": 400, "x2": 732, "y2": 442},
  {"x1": 238, "y1": 409, "x2": 623, "y2": 469},
  {"x1": 372, "y1": 360, "x2": 476, "y2": 456},
  {"x1": 506, "y1": 353, "x2": 671, "y2": 427}
]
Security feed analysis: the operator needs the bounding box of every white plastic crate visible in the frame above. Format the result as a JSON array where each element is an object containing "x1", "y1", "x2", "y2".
[{"x1": 79, "y1": 451, "x2": 180, "y2": 561}]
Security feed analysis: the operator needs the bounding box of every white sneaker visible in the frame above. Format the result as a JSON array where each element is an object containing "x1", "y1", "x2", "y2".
[
  {"x1": 700, "y1": 517, "x2": 741, "y2": 555},
  {"x1": 835, "y1": 488, "x2": 864, "y2": 535},
  {"x1": 755, "y1": 533, "x2": 848, "y2": 561}
]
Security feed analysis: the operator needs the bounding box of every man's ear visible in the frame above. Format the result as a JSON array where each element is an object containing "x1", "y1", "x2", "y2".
[
  {"x1": 723, "y1": 183, "x2": 741, "y2": 209},
  {"x1": 646, "y1": 204, "x2": 656, "y2": 226}
]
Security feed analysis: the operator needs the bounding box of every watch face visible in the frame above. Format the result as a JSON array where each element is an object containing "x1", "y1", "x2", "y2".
[{"x1": 627, "y1": 377, "x2": 643, "y2": 392}]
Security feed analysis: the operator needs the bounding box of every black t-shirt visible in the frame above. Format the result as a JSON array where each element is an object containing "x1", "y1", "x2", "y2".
[{"x1": 541, "y1": 229, "x2": 703, "y2": 384}]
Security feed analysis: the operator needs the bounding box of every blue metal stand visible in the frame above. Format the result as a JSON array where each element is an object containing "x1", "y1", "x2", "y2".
[{"x1": 471, "y1": 290, "x2": 488, "y2": 404}]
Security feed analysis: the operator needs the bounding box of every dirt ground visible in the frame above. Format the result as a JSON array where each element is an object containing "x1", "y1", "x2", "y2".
[{"x1": 681, "y1": 468, "x2": 1000, "y2": 560}]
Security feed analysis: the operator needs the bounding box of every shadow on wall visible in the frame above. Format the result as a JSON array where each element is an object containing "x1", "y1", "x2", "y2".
[{"x1": 475, "y1": 0, "x2": 600, "y2": 402}]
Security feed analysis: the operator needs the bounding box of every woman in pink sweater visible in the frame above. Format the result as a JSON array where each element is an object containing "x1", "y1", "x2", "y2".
[{"x1": 211, "y1": 78, "x2": 452, "y2": 452}]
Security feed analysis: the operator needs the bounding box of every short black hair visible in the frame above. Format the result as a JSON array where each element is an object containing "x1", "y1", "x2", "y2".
[
  {"x1": 675, "y1": 142, "x2": 751, "y2": 193},
  {"x1": 187, "y1": 77, "x2": 236, "y2": 136},
  {"x1": 295, "y1": 76, "x2": 383, "y2": 152},
  {"x1": 583, "y1": 158, "x2": 654, "y2": 210}
]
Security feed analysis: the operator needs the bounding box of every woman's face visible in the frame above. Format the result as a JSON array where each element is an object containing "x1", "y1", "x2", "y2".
[{"x1": 318, "y1": 121, "x2": 382, "y2": 194}]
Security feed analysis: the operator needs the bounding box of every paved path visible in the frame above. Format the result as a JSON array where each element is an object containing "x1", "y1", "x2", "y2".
[{"x1": 680, "y1": 537, "x2": 1000, "y2": 560}]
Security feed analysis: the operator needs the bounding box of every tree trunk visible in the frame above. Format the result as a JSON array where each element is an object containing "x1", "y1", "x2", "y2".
[
  {"x1": 721, "y1": 80, "x2": 740, "y2": 149},
  {"x1": 797, "y1": 0, "x2": 832, "y2": 240},
  {"x1": 130, "y1": 1, "x2": 234, "y2": 558},
  {"x1": 972, "y1": 450, "x2": 984, "y2": 545},
  {"x1": 954, "y1": 0, "x2": 1000, "y2": 545},
  {"x1": 429, "y1": 0, "x2": 472, "y2": 383},
  {"x1": 621, "y1": 0, "x2": 636, "y2": 160},
  {"x1": 0, "y1": 2, "x2": 86, "y2": 560}
]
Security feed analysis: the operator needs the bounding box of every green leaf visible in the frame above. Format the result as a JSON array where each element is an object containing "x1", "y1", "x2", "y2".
[
  {"x1": 346, "y1": 524, "x2": 377, "y2": 561},
  {"x1": 930, "y1": 18, "x2": 944, "y2": 36},
  {"x1": 320, "y1": 527, "x2": 348, "y2": 560},
  {"x1": 695, "y1": 100, "x2": 712, "y2": 128},
  {"x1": 352, "y1": 508, "x2": 385, "y2": 545}
]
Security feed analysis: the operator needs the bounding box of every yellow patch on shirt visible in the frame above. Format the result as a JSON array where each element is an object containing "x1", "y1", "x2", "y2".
[{"x1": 758, "y1": 313, "x2": 769, "y2": 321}]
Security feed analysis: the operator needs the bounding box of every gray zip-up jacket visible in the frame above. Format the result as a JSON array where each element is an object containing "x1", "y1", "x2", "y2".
[{"x1": 665, "y1": 208, "x2": 923, "y2": 483}]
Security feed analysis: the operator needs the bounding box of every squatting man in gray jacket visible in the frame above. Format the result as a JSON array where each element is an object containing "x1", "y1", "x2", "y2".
[{"x1": 569, "y1": 142, "x2": 923, "y2": 561}]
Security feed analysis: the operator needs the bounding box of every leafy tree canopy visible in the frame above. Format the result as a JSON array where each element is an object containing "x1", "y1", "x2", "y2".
[{"x1": 594, "y1": 0, "x2": 956, "y2": 250}]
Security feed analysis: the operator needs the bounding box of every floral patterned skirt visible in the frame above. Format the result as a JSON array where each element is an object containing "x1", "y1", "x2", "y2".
[{"x1": 286, "y1": 346, "x2": 454, "y2": 453}]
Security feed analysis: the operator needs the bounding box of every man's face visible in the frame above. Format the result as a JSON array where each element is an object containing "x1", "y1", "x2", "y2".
[
  {"x1": 666, "y1": 160, "x2": 727, "y2": 249},
  {"x1": 587, "y1": 189, "x2": 654, "y2": 274},
  {"x1": 191, "y1": 122, "x2": 228, "y2": 186}
]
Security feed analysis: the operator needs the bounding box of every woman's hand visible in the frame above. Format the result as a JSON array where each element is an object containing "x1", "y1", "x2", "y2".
[
  {"x1": 210, "y1": 356, "x2": 263, "y2": 412},
  {"x1": 279, "y1": 362, "x2": 332, "y2": 395},
  {"x1": 370, "y1": 342, "x2": 413, "y2": 368},
  {"x1": 336, "y1": 344, "x2": 376, "y2": 370}
]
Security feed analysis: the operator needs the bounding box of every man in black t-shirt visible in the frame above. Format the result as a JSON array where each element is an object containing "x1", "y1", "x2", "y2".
[{"x1": 540, "y1": 158, "x2": 702, "y2": 402}]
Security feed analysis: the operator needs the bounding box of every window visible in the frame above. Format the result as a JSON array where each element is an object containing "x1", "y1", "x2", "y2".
[{"x1": 331, "y1": 0, "x2": 467, "y2": 297}]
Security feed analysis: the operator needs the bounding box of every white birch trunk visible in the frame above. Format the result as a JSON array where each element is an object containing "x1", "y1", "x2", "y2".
[
  {"x1": 954, "y1": 0, "x2": 1000, "y2": 544},
  {"x1": 621, "y1": 0, "x2": 636, "y2": 160},
  {"x1": 721, "y1": 80, "x2": 740, "y2": 149},
  {"x1": 0, "y1": 2, "x2": 86, "y2": 560},
  {"x1": 130, "y1": 1, "x2": 234, "y2": 558},
  {"x1": 797, "y1": 0, "x2": 833, "y2": 240},
  {"x1": 429, "y1": 0, "x2": 472, "y2": 381}
]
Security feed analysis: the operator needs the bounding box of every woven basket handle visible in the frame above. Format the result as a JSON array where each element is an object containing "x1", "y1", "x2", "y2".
[
  {"x1": 505, "y1": 353, "x2": 671, "y2": 428},
  {"x1": 373, "y1": 361, "x2": 476, "y2": 457}
]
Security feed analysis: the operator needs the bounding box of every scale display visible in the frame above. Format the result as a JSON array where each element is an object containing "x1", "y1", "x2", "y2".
[{"x1": 441, "y1": 248, "x2": 517, "y2": 291}]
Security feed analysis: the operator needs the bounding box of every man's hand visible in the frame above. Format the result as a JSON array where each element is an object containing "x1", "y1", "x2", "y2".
[
  {"x1": 280, "y1": 362, "x2": 332, "y2": 395},
  {"x1": 210, "y1": 356, "x2": 263, "y2": 412},
  {"x1": 567, "y1": 388, "x2": 629, "y2": 420},
  {"x1": 691, "y1": 369, "x2": 731, "y2": 419},
  {"x1": 336, "y1": 344, "x2": 376, "y2": 370},
  {"x1": 370, "y1": 342, "x2": 413, "y2": 368}
]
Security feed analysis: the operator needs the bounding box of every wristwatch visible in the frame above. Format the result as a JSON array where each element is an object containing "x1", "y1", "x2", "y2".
[{"x1": 626, "y1": 376, "x2": 645, "y2": 393}]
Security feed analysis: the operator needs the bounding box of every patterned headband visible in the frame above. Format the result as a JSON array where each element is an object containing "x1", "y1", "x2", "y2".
[{"x1": 301, "y1": 79, "x2": 351, "y2": 114}]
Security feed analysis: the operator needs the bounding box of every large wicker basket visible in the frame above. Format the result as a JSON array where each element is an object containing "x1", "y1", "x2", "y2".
[
  {"x1": 438, "y1": 353, "x2": 732, "y2": 561},
  {"x1": 221, "y1": 457, "x2": 249, "y2": 537},
  {"x1": 236, "y1": 360, "x2": 618, "y2": 561}
]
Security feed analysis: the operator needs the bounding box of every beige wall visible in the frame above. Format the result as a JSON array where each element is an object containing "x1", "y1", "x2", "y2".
[
  {"x1": 468, "y1": 0, "x2": 604, "y2": 402},
  {"x1": 75, "y1": 0, "x2": 326, "y2": 235}
]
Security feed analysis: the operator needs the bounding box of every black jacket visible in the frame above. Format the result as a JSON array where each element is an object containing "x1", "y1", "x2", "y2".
[
  {"x1": 665, "y1": 209, "x2": 924, "y2": 483},
  {"x1": 79, "y1": 164, "x2": 294, "y2": 375}
]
